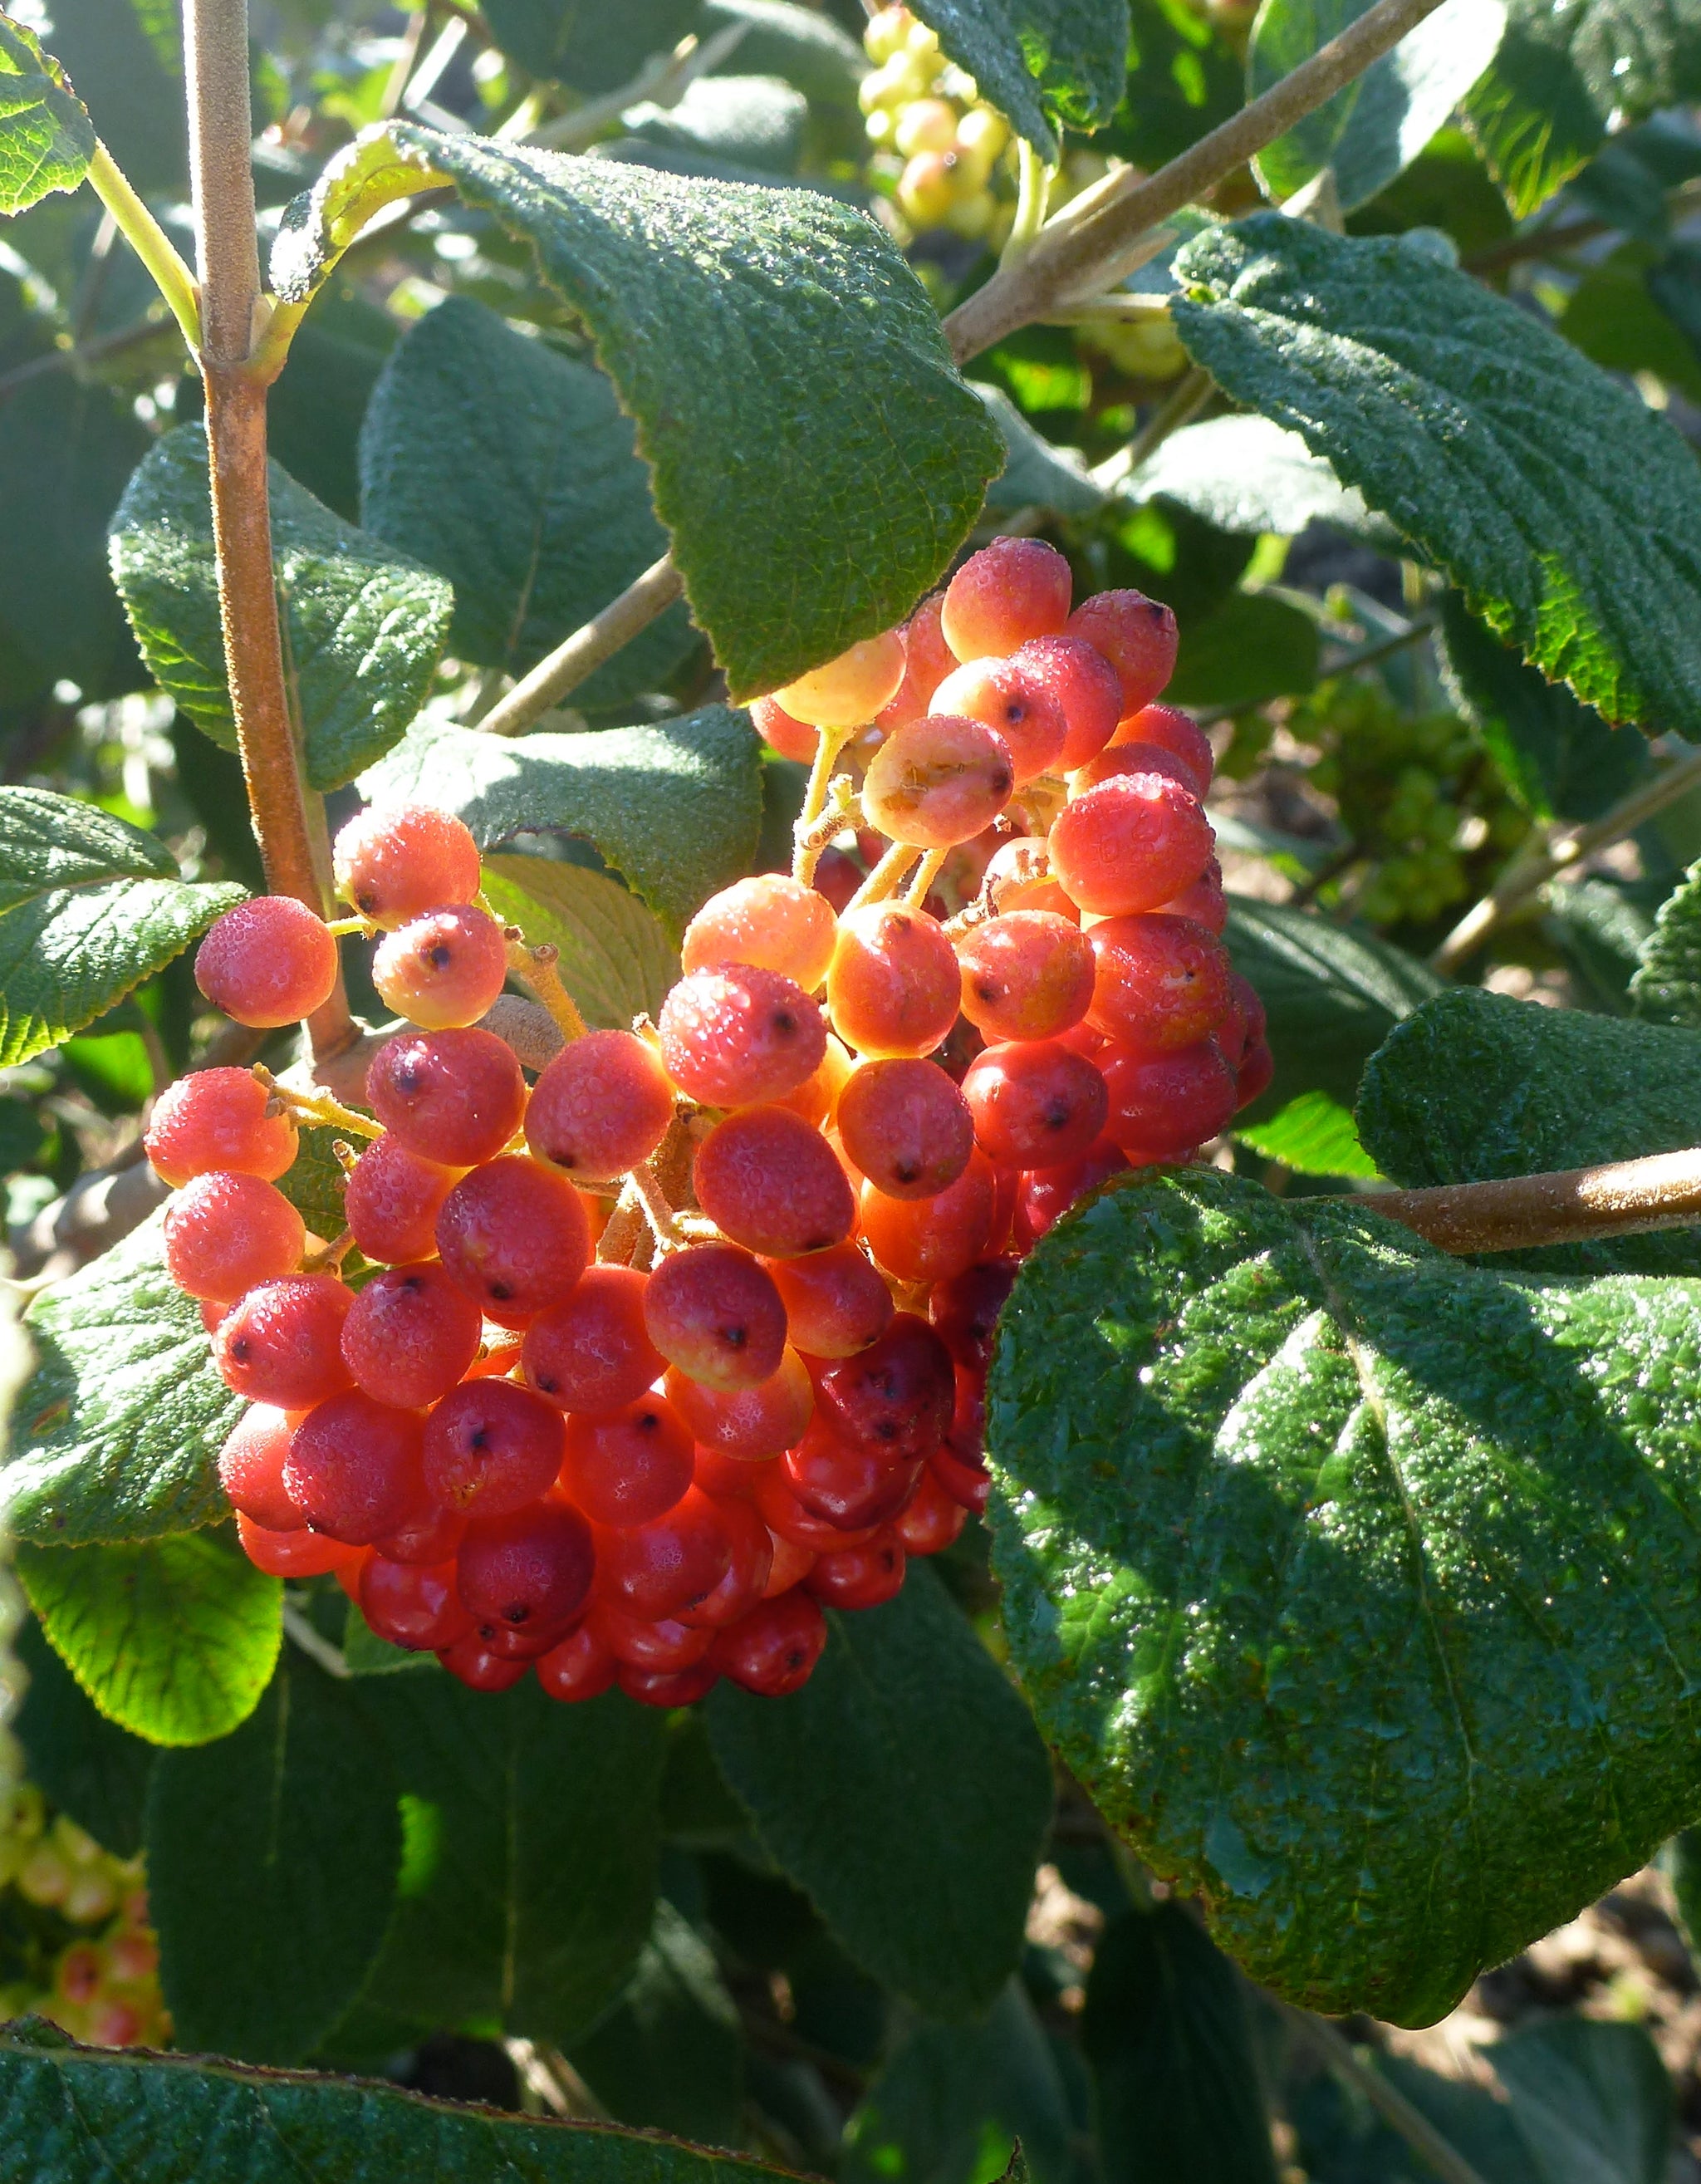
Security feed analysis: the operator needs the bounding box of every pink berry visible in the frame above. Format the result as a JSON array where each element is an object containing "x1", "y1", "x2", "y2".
[
  {"x1": 1010, "y1": 635, "x2": 1124, "y2": 771},
  {"x1": 372, "y1": 905, "x2": 507, "y2": 1030},
  {"x1": 194, "y1": 897, "x2": 339, "y2": 1028},
  {"x1": 682, "y1": 875, "x2": 839, "y2": 991},
  {"x1": 694, "y1": 1104, "x2": 856, "y2": 1258},
  {"x1": 941, "y1": 539, "x2": 1071, "y2": 660},
  {"x1": 436, "y1": 1155, "x2": 592, "y2": 1327},
  {"x1": 862, "y1": 714, "x2": 1016, "y2": 849},
  {"x1": 213, "y1": 1274, "x2": 355, "y2": 1409},
  {"x1": 1048, "y1": 772, "x2": 1215, "y2": 918},
  {"x1": 658, "y1": 965, "x2": 826, "y2": 1108},
  {"x1": 163, "y1": 1171, "x2": 306, "y2": 1303},
  {"x1": 144, "y1": 1067, "x2": 297, "y2": 1188},
  {"x1": 342, "y1": 1261, "x2": 483, "y2": 1408},
  {"x1": 343, "y1": 1134, "x2": 459, "y2": 1265},
  {"x1": 365, "y1": 1027, "x2": 527, "y2": 1169},
  {"x1": 331, "y1": 802, "x2": 483, "y2": 930},
  {"x1": 525, "y1": 1028, "x2": 675, "y2": 1182},
  {"x1": 1063, "y1": 591, "x2": 1179, "y2": 714},
  {"x1": 929, "y1": 658, "x2": 1068, "y2": 786},
  {"x1": 643, "y1": 1243, "x2": 788, "y2": 1391}
]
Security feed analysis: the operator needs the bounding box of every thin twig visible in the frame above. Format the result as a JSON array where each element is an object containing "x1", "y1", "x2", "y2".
[
  {"x1": 1466, "y1": 176, "x2": 1701, "y2": 275},
  {"x1": 0, "y1": 312, "x2": 184, "y2": 406},
  {"x1": 1284, "y1": 2012, "x2": 1491, "y2": 2184},
  {"x1": 282, "y1": 1606, "x2": 350, "y2": 1680},
  {"x1": 86, "y1": 143, "x2": 200, "y2": 351},
  {"x1": 627, "y1": 1158, "x2": 684, "y2": 1250},
  {"x1": 527, "y1": 19, "x2": 752, "y2": 150},
  {"x1": 905, "y1": 847, "x2": 949, "y2": 906},
  {"x1": 1101, "y1": 364, "x2": 1215, "y2": 488},
  {"x1": 943, "y1": 0, "x2": 1452, "y2": 365},
  {"x1": 1360, "y1": 1146, "x2": 1701, "y2": 1257},
  {"x1": 478, "y1": 555, "x2": 685, "y2": 738},
  {"x1": 256, "y1": 1065, "x2": 381, "y2": 1139}
]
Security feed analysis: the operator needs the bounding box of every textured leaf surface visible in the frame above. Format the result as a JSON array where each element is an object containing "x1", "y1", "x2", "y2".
[
  {"x1": 1232, "y1": 1089, "x2": 1378, "y2": 1180},
  {"x1": 1250, "y1": 0, "x2": 1506, "y2": 214},
  {"x1": 146, "y1": 1651, "x2": 400, "y2": 2064},
  {"x1": 5, "y1": 1210, "x2": 240, "y2": 1546},
  {"x1": 350, "y1": 1680, "x2": 666, "y2": 2043},
  {"x1": 1630, "y1": 861, "x2": 1701, "y2": 1028},
  {"x1": 17, "y1": 1533, "x2": 281, "y2": 1747},
  {"x1": 359, "y1": 297, "x2": 694, "y2": 709},
  {"x1": 1128, "y1": 414, "x2": 1387, "y2": 545},
  {"x1": 906, "y1": 0, "x2": 1131, "y2": 156},
  {"x1": 1172, "y1": 216, "x2": 1701, "y2": 739},
  {"x1": 13, "y1": 1617, "x2": 153, "y2": 1858},
  {"x1": 272, "y1": 127, "x2": 1001, "y2": 699},
  {"x1": 0, "y1": 11, "x2": 93, "y2": 212},
  {"x1": 1357, "y1": 985, "x2": 1701, "y2": 1274},
  {"x1": 988, "y1": 1163, "x2": 1701, "y2": 2022},
  {"x1": 1083, "y1": 1906, "x2": 1277, "y2": 2184},
  {"x1": 0, "y1": 788, "x2": 244, "y2": 1067},
  {"x1": 1438, "y1": 591, "x2": 1649, "y2": 823},
  {"x1": 1224, "y1": 896, "x2": 1443, "y2": 1119},
  {"x1": 110, "y1": 425, "x2": 453, "y2": 792},
  {"x1": 481, "y1": 855, "x2": 679, "y2": 1030},
  {"x1": 0, "y1": 2022, "x2": 797, "y2": 2184},
  {"x1": 704, "y1": 1566, "x2": 1052, "y2": 2019},
  {"x1": 361, "y1": 709, "x2": 762, "y2": 938}
]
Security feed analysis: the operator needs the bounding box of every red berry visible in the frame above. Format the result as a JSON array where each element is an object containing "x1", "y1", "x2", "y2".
[
  {"x1": 437, "y1": 1156, "x2": 592, "y2": 1327},
  {"x1": 955, "y1": 910, "x2": 1095, "y2": 1045},
  {"x1": 644, "y1": 1243, "x2": 788, "y2": 1391},
  {"x1": 694, "y1": 1105, "x2": 855, "y2": 1258},
  {"x1": 213, "y1": 1274, "x2": 355, "y2": 1409},
  {"x1": 1238, "y1": 1039, "x2": 1275, "y2": 1110},
  {"x1": 561, "y1": 1395, "x2": 695, "y2": 1526},
  {"x1": 595, "y1": 1485, "x2": 734, "y2": 1621},
  {"x1": 764, "y1": 1529, "x2": 818, "y2": 1597},
  {"x1": 775, "y1": 631, "x2": 906, "y2": 729},
  {"x1": 859, "y1": 1149, "x2": 997, "y2": 1283},
  {"x1": 235, "y1": 1510, "x2": 361, "y2": 1577},
  {"x1": 1086, "y1": 915, "x2": 1233, "y2": 1052},
  {"x1": 617, "y1": 1659, "x2": 719, "y2": 1707},
  {"x1": 525, "y1": 1028, "x2": 675, "y2": 1183},
  {"x1": 145, "y1": 1067, "x2": 295, "y2": 1188},
  {"x1": 372, "y1": 906, "x2": 508, "y2": 1030},
  {"x1": 659, "y1": 965, "x2": 826, "y2": 1108},
  {"x1": 712, "y1": 1590, "x2": 827, "y2": 1696},
  {"x1": 1100, "y1": 1037, "x2": 1238, "y2": 1158},
  {"x1": 682, "y1": 875, "x2": 838, "y2": 991},
  {"x1": 826, "y1": 903, "x2": 961, "y2": 1059},
  {"x1": 752, "y1": 1460, "x2": 877, "y2": 1553},
  {"x1": 674, "y1": 1494, "x2": 775, "y2": 1628},
  {"x1": 763, "y1": 1244, "x2": 894, "y2": 1359},
  {"x1": 344, "y1": 1135, "x2": 459, "y2": 1264},
  {"x1": 424, "y1": 1378, "x2": 566, "y2": 1517},
  {"x1": 522, "y1": 1265, "x2": 662, "y2": 1414},
  {"x1": 341, "y1": 1261, "x2": 483, "y2": 1409},
  {"x1": 1155, "y1": 856, "x2": 1227, "y2": 935},
  {"x1": 942, "y1": 538, "x2": 1071, "y2": 660},
  {"x1": 783, "y1": 1420, "x2": 922, "y2": 1532},
  {"x1": 806, "y1": 1533, "x2": 906, "y2": 1611},
  {"x1": 836, "y1": 1057, "x2": 973, "y2": 1200},
  {"x1": 331, "y1": 802, "x2": 482, "y2": 929},
  {"x1": 929, "y1": 657, "x2": 1067, "y2": 786},
  {"x1": 813, "y1": 846, "x2": 863, "y2": 914},
  {"x1": 1218, "y1": 971, "x2": 1266, "y2": 1069},
  {"x1": 375, "y1": 1501, "x2": 467, "y2": 1565},
  {"x1": 535, "y1": 1621, "x2": 618, "y2": 1702},
  {"x1": 194, "y1": 896, "x2": 339, "y2": 1028},
  {"x1": 862, "y1": 715, "x2": 1016, "y2": 848},
  {"x1": 929, "y1": 1257, "x2": 1019, "y2": 1376},
  {"x1": 750, "y1": 693, "x2": 820, "y2": 763},
  {"x1": 1010, "y1": 634, "x2": 1123, "y2": 771},
  {"x1": 813, "y1": 1311, "x2": 955, "y2": 1463},
  {"x1": 1049, "y1": 773, "x2": 1214, "y2": 919},
  {"x1": 1110, "y1": 702, "x2": 1214, "y2": 793},
  {"x1": 876, "y1": 592, "x2": 954, "y2": 729},
  {"x1": 1013, "y1": 1137, "x2": 1131, "y2": 1248},
  {"x1": 457, "y1": 1499, "x2": 596, "y2": 1634},
  {"x1": 590, "y1": 1602, "x2": 713, "y2": 1671},
  {"x1": 963, "y1": 1040, "x2": 1109, "y2": 1170},
  {"x1": 891, "y1": 1468, "x2": 968, "y2": 1556},
  {"x1": 163, "y1": 1171, "x2": 305, "y2": 1303},
  {"x1": 1063, "y1": 590, "x2": 1179, "y2": 714},
  {"x1": 285, "y1": 1392, "x2": 429, "y2": 1544},
  {"x1": 664, "y1": 1349, "x2": 814, "y2": 1460},
  {"x1": 360, "y1": 1555, "x2": 473, "y2": 1651},
  {"x1": 930, "y1": 1435, "x2": 991, "y2": 1514},
  {"x1": 366, "y1": 1027, "x2": 526, "y2": 1169},
  {"x1": 437, "y1": 1631, "x2": 530, "y2": 1691},
  {"x1": 218, "y1": 1404, "x2": 306, "y2": 1532}
]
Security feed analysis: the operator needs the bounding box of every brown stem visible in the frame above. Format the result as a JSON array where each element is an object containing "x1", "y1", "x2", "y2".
[
  {"x1": 1364, "y1": 1148, "x2": 1701, "y2": 1258},
  {"x1": 478, "y1": 555, "x2": 684, "y2": 737},
  {"x1": 185, "y1": 0, "x2": 355, "y2": 1061},
  {"x1": 943, "y1": 0, "x2": 1452, "y2": 365}
]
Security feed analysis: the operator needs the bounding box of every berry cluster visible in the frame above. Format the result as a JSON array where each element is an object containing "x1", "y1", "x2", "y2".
[
  {"x1": 860, "y1": 6, "x2": 1015, "y2": 243},
  {"x1": 0, "y1": 1783, "x2": 166, "y2": 2048},
  {"x1": 156, "y1": 533, "x2": 1265, "y2": 1709}
]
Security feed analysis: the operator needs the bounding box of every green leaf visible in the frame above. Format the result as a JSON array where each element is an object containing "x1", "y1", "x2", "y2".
[
  {"x1": 699, "y1": 0, "x2": 867, "y2": 109},
  {"x1": 1544, "y1": 875, "x2": 1665, "y2": 1016},
  {"x1": 1561, "y1": 238, "x2": 1701, "y2": 409},
  {"x1": 1232, "y1": 1089, "x2": 1379, "y2": 1180},
  {"x1": 360, "y1": 297, "x2": 696, "y2": 709},
  {"x1": 568, "y1": 1900, "x2": 744, "y2": 2145},
  {"x1": 841, "y1": 1979, "x2": 1074, "y2": 2184},
  {"x1": 906, "y1": 0, "x2": 1132, "y2": 157},
  {"x1": 1224, "y1": 896, "x2": 1444, "y2": 1119},
  {"x1": 704, "y1": 1565, "x2": 1052, "y2": 2020},
  {"x1": 272, "y1": 127, "x2": 1002, "y2": 700},
  {"x1": 5, "y1": 1209, "x2": 241, "y2": 1546},
  {"x1": 1631, "y1": 861, "x2": 1701, "y2": 1028},
  {"x1": 0, "y1": 2019, "x2": 801, "y2": 2182},
  {"x1": 0, "y1": 10, "x2": 94, "y2": 212},
  {"x1": 1128, "y1": 414, "x2": 1391, "y2": 547},
  {"x1": 360, "y1": 708, "x2": 762, "y2": 939},
  {"x1": 110, "y1": 424, "x2": 453, "y2": 792},
  {"x1": 1165, "y1": 591, "x2": 1319, "y2": 710},
  {"x1": 625, "y1": 75, "x2": 808, "y2": 176},
  {"x1": 30, "y1": 0, "x2": 185, "y2": 196},
  {"x1": 1356, "y1": 984, "x2": 1701, "y2": 1274},
  {"x1": 0, "y1": 790, "x2": 243, "y2": 1067},
  {"x1": 275, "y1": 1125, "x2": 354, "y2": 1248},
  {"x1": 977, "y1": 384, "x2": 1106, "y2": 518},
  {"x1": 1101, "y1": 0, "x2": 1243, "y2": 172},
  {"x1": 16, "y1": 1532, "x2": 281, "y2": 1748},
  {"x1": 989, "y1": 1161, "x2": 1701, "y2": 2022},
  {"x1": 478, "y1": 0, "x2": 701, "y2": 88},
  {"x1": 350, "y1": 1679, "x2": 666, "y2": 2044},
  {"x1": 1437, "y1": 591, "x2": 1650, "y2": 824},
  {"x1": 1172, "y1": 215, "x2": 1701, "y2": 741},
  {"x1": 1292, "y1": 2047, "x2": 1539, "y2": 2182},
  {"x1": 145, "y1": 1651, "x2": 401, "y2": 2064},
  {"x1": 480, "y1": 855, "x2": 679, "y2": 1031},
  {"x1": 1250, "y1": 0, "x2": 1506, "y2": 215},
  {"x1": 1082, "y1": 1906, "x2": 1277, "y2": 2184},
  {"x1": 13, "y1": 1617, "x2": 154, "y2": 1858},
  {"x1": 1490, "y1": 2018, "x2": 1673, "y2": 2184},
  {"x1": 1465, "y1": 0, "x2": 1701, "y2": 218}
]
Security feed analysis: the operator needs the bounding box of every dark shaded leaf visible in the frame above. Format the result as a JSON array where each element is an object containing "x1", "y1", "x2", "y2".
[
  {"x1": 13, "y1": 1617, "x2": 154, "y2": 1858},
  {"x1": 904, "y1": 0, "x2": 1132, "y2": 157}
]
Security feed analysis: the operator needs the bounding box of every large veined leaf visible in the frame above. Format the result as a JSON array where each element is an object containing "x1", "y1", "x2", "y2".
[
  {"x1": 272, "y1": 127, "x2": 1002, "y2": 699},
  {"x1": 359, "y1": 297, "x2": 695, "y2": 709},
  {"x1": 1250, "y1": 0, "x2": 1507, "y2": 214},
  {"x1": 0, "y1": 9, "x2": 94, "y2": 212},
  {"x1": 988, "y1": 1163, "x2": 1701, "y2": 2023},
  {"x1": 362, "y1": 709, "x2": 762, "y2": 939},
  {"x1": 1172, "y1": 216, "x2": 1701, "y2": 741},
  {"x1": 0, "y1": 789, "x2": 244, "y2": 1067},
  {"x1": 110, "y1": 426, "x2": 453, "y2": 793},
  {"x1": 480, "y1": 855, "x2": 679, "y2": 1030},
  {"x1": 567, "y1": 1900, "x2": 744, "y2": 2145},
  {"x1": 704, "y1": 1566, "x2": 1053, "y2": 2019},
  {"x1": 904, "y1": 0, "x2": 1132, "y2": 157},
  {"x1": 3, "y1": 1210, "x2": 240, "y2": 1547},
  {"x1": 16, "y1": 1532, "x2": 281, "y2": 1747},
  {"x1": 1491, "y1": 2017, "x2": 1674, "y2": 2184},
  {"x1": 0, "y1": 2019, "x2": 800, "y2": 2183},
  {"x1": 1356, "y1": 985, "x2": 1701, "y2": 1274}
]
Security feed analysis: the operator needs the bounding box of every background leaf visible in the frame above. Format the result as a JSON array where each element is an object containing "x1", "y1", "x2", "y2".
[
  {"x1": 1173, "y1": 216, "x2": 1701, "y2": 740},
  {"x1": 0, "y1": 11, "x2": 94, "y2": 213},
  {"x1": 704, "y1": 1566, "x2": 1053, "y2": 2020},
  {"x1": 480, "y1": 854, "x2": 679, "y2": 1030},
  {"x1": 16, "y1": 1532, "x2": 281, "y2": 1747},
  {"x1": 1491, "y1": 2018, "x2": 1674, "y2": 2184},
  {"x1": 478, "y1": 0, "x2": 701, "y2": 86},
  {"x1": 1127, "y1": 415, "x2": 1391, "y2": 547},
  {"x1": 13, "y1": 1616, "x2": 154, "y2": 1858},
  {"x1": 1232, "y1": 1089, "x2": 1380, "y2": 1180},
  {"x1": 904, "y1": 0, "x2": 1133, "y2": 157},
  {"x1": 1630, "y1": 860, "x2": 1701, "y2": 1028},
  {"x1": 568, "y1": 1900, "x2": 744, "y2": 2143}
]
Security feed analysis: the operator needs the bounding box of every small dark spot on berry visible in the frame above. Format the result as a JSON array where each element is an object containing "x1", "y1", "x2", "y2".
[
  {"x1": 773, "y1": 1009, "x2": 797, "y2": 1036},
  {"x1": 428, "y1": 944, "x2": 453, "y2": 969},
  {"x1": 230, "y1": 1337, "x2": 251, "y2": 1362},
  {"x1": 895, "y1": 1160, "x2": 920, "y2": 1183},
  {"x1": 490, "y1": 1281, "x2": 512, "y2": 1300},
  {"x1": 724, "y1": 1325, "x2": 748, "y2": 1350}
]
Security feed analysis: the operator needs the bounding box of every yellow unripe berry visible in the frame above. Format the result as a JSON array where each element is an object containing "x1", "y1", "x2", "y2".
[
  {"x1": 895, "y1": 96, "x2": 959, "y2": 158},
  {"x1": 863, "y1": 3, "x2": 911, "y2": 64},
  {"x1": 957, "y1": 105, "x2": 1008, "y2": 164},
  {"x1": 775, "y1": 631, "x2": 907, "y2": 729},
  {"x1": 859, "y1": 51, "x2": 931, "y2": 112},
  {"x1": 898, "y1": 149, "x2": 958, "y2": 228},
  {"x1": 945, "y1": 188, "x2": 994, "y2": 240},
  {"x1": 865, "y1": 106, "x2": 896, "y2": 146},
  {"x1": 904, "y1": 17, "x2": 940, "y2": 57}
]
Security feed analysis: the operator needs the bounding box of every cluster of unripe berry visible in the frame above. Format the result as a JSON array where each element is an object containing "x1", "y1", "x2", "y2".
[
  {"x1": 149, "y1": 532, "x2": 1264, "y2": 1707},
  {"x1": 0, "y1": 1783, "x2": 166, "y2": 2048},
  {"x1": 860, "y1": 4, "x2": 1016, "y2": 243}
]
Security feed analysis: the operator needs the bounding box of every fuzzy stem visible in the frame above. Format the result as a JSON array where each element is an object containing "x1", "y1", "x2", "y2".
[
  {"x1": 478, "y1": 556, "x2": 684, "y2": 737},
  {"x1": 502, "y1": 935, "x2": 590, "y2": 1042},
  {"x1": 627, "y1": 1158, "x2": 685, "y2": 1251},
  {"x1": 845, "y1": 839, "x2": 919, "y2": 915},
  {"x1": 257, "y1": 1067, "x2": 381, "y2": 1140},
  {"x1": 86, "y1": 144, "x2": 200, "y2": 351},
  {"x1": 1000, "y1": 139, "x2": 1052, "y2": 268},
  {"x1": 904, "y1": 847, "x2": 949, "y2": 907},
  {"x1": 1362, "y1": 1147, "x2": 1701, "y2": 1257}
]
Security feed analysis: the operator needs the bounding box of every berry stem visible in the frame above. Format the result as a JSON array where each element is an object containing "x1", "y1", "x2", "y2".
[
  {"x1": 793, "y1": 776, "x2": 860, "y2": 887},
  {"x1": 477, "y1": 554, "x2": 684, "y2": 739},
  {"x1": 904, "y1": 847, "x2": 949, "y2": 908},
  {"x1": 626, "y1": 1158, "x2": 686, "y2": 1252},
  {"x1": 1366, "y1": 1146, "x2": 1701, "y2": 1258},
  {"x1": 85, "y1": 144, "x2": 200, "y2": 352},
  {"x1": 999, "y1": 140, "x2": 1052, "y2": 269},
  {"x1": 255, "y1": 1066, "x2": 382, "y2": 1140},
  {"x1": 301, "y1": 1227, "x2": 355, "y2": 1274},
  {"x1": 844, "y1": 840, "x2": 920, "y2": 916},
  {"x1": 502, "y1": 935, "x2": 590, "y2": 1042}
]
